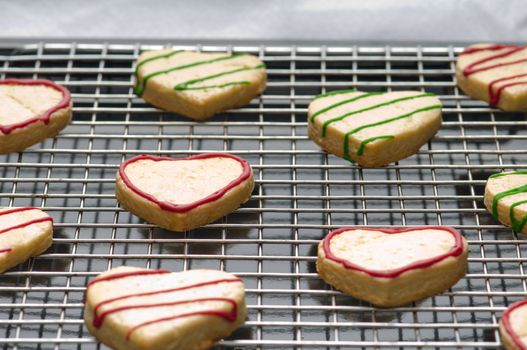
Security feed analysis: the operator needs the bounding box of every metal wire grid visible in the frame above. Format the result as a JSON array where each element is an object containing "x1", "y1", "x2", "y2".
[{"x1": 0, "y1": 42, "x2": 526, "y2": 349}]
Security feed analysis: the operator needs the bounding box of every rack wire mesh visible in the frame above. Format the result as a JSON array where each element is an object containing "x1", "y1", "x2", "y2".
[{"x1": 0, "y1": 42, "x2": 526, "y2": 349}]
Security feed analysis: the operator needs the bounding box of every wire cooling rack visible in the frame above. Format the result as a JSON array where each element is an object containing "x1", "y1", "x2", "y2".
[{"x1": 0, "y1": 42, "x2": 526, "y2": 349}]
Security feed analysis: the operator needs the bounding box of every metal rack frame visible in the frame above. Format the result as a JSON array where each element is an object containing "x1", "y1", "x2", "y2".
[{"x1": 1, "y1": 42, "x2": 526, "y2": 349}]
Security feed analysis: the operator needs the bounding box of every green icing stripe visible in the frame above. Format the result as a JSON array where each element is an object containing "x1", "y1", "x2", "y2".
[
  {"x1": 310, "y1": 92, "x2": 382, "y2": 123},
  {"x1": 134, "y1": 50, "x2": 184, "y2": 76},
  {"x1": 343, "y1": 154, "x2": 356, "y2": 163},
  {"x1": 345, "y1": 104, "x2": 442, "y2": 136},
  {"x1": 356, "y1": 135, "x2": 395, "y2": 156},
  {"x1": 490, "y1": 171, "x2": 527, "y2": 179},
  {"x1": 491, "y1": 184, "x2": 527, "y2": 219},
  {"x1": 489, "y1": 172, "x2": 527, "y2": 232},
  {"x1": 134, "y1": 53, "x2": 247, "y2": 96},
  {"x1": 343, "y1": 104, "x2": 442, "y2": 159},
  {"x1": 175, "y1": 81, "x2": 251, "y2": 91},
  {"x1": 314, "y1": 89, "x2": 358, "y2": 100},
  {"x1": 321, "y1": 93, "x2": 435, "y2": 137},
  {"x1": 174, "y1": 64, "x2": 265, "y2": 91},
  {"x1": 510, "y1": 200, "x2": 527, "y2": 232}
]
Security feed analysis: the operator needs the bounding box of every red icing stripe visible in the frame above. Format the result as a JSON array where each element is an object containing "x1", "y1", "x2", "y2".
[
  {"x1": 0, "y1": 217, "x2": 53, "y2": 235},
  {"x1": 86, "y1": 269, "x2": 171, "y2": 288},
  {"x1": 99, "y1": 297, "x2": 237, "y2": 337},
  {"x1": 466, "y1": 58, "x2": 527, "y2": 76},
  {"x1": 322, "y1": 226, "x2": 465, "y2": 278},
  {"x1": 462, "y1": 46, "x2": 526, "y2": 76},
  {"x1": 93, "y1": 278, "x2": 241, "y2": 321},
  {"x1": 501, "y1": 299, "x2": 527, "y2": 350},
  {"x1": 84, "y1": 269, "x2": 171, "y2": 303},
  {"x1": 459, "y1": 44, "x2": 517, "y2": 56},
  {"x1": 488, "y1": 73, "x2": 527, "y2": 105},
  {"x1": 0, "y1": 79, "x2": 71, "y2": 134},
  {"x1": 118, "y1": 153, "x2": 253, "y2": 213},
  {"x1": 0, "y1": 207, "x2": 45, "y2": 217},
  {"x1": 0, "y1": 207, "x2": 53, "y2": 253},
  {"x1": 125, "y1": 306, "x2": 238, "y2": 340},
  {"x1": 86, "y1": 269, "x2": 243, "y2": 341}
]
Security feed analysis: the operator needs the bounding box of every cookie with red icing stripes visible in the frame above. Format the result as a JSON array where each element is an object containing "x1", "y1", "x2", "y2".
[
  {"x1": 0, "y1": 207, "x2": 53, "y2": 273},
  {"x1": 115, "y1": 153, "x2": 254, "y2": 232},
  {"x1": 84, "y1": 266, "x2": 246, "y2": 350},
  {"x1": 317, "y1": 227, "x2": 469, "y2": 307},
  {"x1": 456, "y1": 44, "x2": 527, "y2": 111},
  {"x1": 0, "y1": 79, "x2": 72, "y2": 153}
]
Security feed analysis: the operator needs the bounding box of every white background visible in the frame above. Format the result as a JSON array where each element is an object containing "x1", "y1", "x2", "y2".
[{"x1": 0, "y1": 0, "x2": 525, "y2": 44}]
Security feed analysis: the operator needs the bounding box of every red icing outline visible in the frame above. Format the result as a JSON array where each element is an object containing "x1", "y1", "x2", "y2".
[
  {"x1": 502, "y1": 299, "x2": 527, "y2": 350},
  {"x1": 118, "y1": 153, "x2": 252, "y2": 213},
  {"x1": 0, "y1": 207, "x2": 53, "y2": 254},
  {"x1": 0, "y1": 79, "x2": 71, "y2": 134},
  {"x1": 462, "y1": 46, "x2": 526, "y2": 76},
  {"x1": 322, "y1": 226, "x2": 465, "y2": 278}
]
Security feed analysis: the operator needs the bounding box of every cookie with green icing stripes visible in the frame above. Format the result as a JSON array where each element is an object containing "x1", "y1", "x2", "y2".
[
  {"x1": 134, "y1": 50, "x2": 266, "y2": 120},
  {"x1": 484, "y1": 171, "x2": 527, "y2": 234},
  {"x1": 307, "y1": 90, "x2": 443, "y2": 167}
]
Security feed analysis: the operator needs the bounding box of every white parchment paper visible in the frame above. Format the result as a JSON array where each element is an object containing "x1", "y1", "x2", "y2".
[{"x1": 0, "y1": 0, "x2": 525, "y2": 44}]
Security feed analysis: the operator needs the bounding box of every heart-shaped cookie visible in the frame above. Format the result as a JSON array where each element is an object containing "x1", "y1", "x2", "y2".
[
  {"x1": 456, "y1": 44, "x2": 527, "y2": 111},
  {"x1": 0, "y1": 207, "x2": 53, "y2": 273},
  {"x1": 484, "y1": 171, "x2": 527, "y2": 234},
  {"x1": 317, "y1": 226, "x2": 468, "y2": 307},
  {"x1": 134, "y1": 50, "x2": 266, "y2": 120},
  {"x1": 307, "y1": 90, "x2": 442, "y2": 167},
  {"x1": 116, "y1": 153, "x2": 254, "y2": 232},
  {"x1": 500, "y1": 300, "x2": 527, "y2": 350},
  {"x1": 84, "y1": 266, "x2": 246, "y2": 350},
  {"x1": 0, "y1": 79, "x2": 72, "y2": 153}
]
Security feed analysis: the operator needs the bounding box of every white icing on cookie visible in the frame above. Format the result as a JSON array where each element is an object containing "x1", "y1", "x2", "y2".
[
  {"x1": 0, "y1": 85, "x2": 63, "y2": 128},
  {"x1": 123, "y1": 157, "x2": 243, "y2": 205},
  {"x1": 508, "y1": 304, "x2": 527, "y2": 347},
  {"x1": 329, "y1": 229, "x2": 455, "y2": 271}
]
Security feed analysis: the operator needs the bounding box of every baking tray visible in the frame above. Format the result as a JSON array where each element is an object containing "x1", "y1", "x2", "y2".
[{"x1": 0, "y1": 42, "x2": 526, "y2": 349}]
